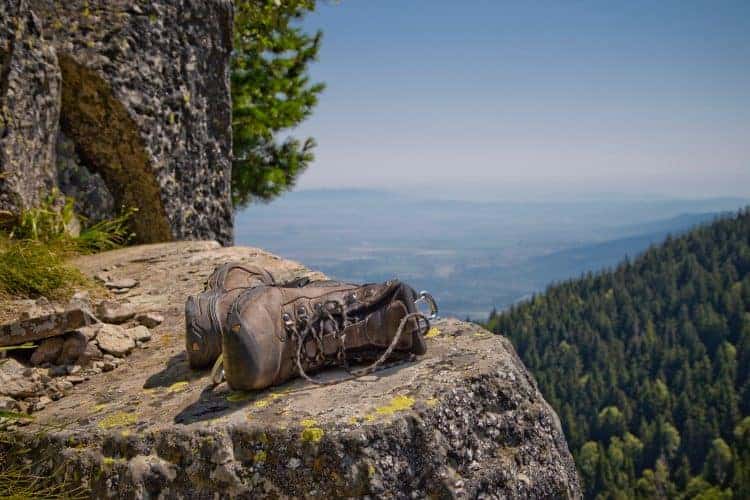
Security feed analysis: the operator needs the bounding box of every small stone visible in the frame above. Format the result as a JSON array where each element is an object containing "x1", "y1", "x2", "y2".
[
  {"x1": 101, "y1": 361, "x2": 116, "y2": 372},
  {"x1": 113, "y1": 288, "x2": 130, "y2": 295},
  {"x1": 96, "y1": 324, "x2": 135, "y2": 357},
  {"x1": 66, "y1": 376, "x2": 86, "y2": 385},
  {"x1": 30, "y1": 337, "x2": 65, "y2": 366},
  {"x1": 31, "y1": 396, "x2": 52, "y2": 412},
  {"x1": 104, "y1": 278, "x2": 137, "y2": 289},
  {"x1": 97, "y1": 301, "x2": 136, "y2": 324},
  {"x1": 126, "y1": 325, "x2": 151, "y2": 342},
  {"x1": 136, "y1": 312, "x2": 164, "y2": 328},
  {"x1": 58, "y1": 332, "x2": 88, "y2": 365},
  {"x1": 287, "y1": 458, "x2": 301, "y2": 469},
  {"x1": 94, "y1": 272, "x2": 111, "y2": 283},
  {"x1": 67, "y1": 365, "x2": 81, "y2": 375}
]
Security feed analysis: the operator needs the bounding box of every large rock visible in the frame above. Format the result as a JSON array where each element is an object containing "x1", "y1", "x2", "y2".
[
  {"x1": 0, "y1": 0, "x2": 61, "y2": 213},
  {"x1": 1, "y1": 243, "x2": 581, "y2": 497},
  {"x1": 0, "y1": 0, "x2": 234, "y2": 244}
]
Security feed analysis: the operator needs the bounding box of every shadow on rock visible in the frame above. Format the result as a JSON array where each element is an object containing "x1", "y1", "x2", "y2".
[
  {"x1": 173, "y1": 358, "x2": 420, "y2": 425},
  {"x1": 143, "y1": 352, "x2": 207, "y2": 389}
]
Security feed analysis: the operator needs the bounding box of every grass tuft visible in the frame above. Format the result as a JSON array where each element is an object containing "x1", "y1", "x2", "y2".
[
  {"x1": 0, "y1": 239, "x2": 88, "y2": 299},
  {"x1": 0, "y1": 193, "x2": 137, "y2": 299}
]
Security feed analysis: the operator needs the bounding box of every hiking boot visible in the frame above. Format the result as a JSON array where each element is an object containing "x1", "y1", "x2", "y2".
[
  {"x1": 222, "y1": 280, "x2": 431, "y2": 391},
  {"x1": 185, "y1": 263, "x2": 276, "y2": 368}
]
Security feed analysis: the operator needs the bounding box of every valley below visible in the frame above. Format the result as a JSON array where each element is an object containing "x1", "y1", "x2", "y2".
[{"x1": 236, "y1": 190, "x2": 749, "y2": 319}]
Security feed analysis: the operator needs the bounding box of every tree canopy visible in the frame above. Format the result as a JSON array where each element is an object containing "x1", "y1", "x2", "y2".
[{"x1": 488, "y1": 208, "x2": 750, "y2": 498}]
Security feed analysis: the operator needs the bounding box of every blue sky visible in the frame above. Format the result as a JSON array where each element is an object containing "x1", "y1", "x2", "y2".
[{"x1": 290, "y1": 0, "x2": 750, "y2": 200}]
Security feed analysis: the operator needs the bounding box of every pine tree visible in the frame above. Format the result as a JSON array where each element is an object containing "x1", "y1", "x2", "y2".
[{"x1": 231, "y1": 0, "x2": 325, "y2": 207}]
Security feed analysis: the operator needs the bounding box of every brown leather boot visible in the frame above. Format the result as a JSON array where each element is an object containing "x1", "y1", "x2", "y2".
[
  {"x1": 221, "y1": 280, "x2": 434, "y2": 391},
  {"x1": 185, "y1": 263, "x2": 276, "y2": 368}
]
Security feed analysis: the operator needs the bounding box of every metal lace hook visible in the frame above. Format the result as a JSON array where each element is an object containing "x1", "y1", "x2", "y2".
[{"x1": 415, "y1": 291, "x2": 439, "y2": 320}]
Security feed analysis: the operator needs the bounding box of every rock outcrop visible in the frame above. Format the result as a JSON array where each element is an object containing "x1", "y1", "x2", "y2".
[
  {"x1": 0, "y1": 242, "x2": 581, "y2": 498},
  {"x1": 0, "y1": 0, "x2": 234, "y2": 244}
]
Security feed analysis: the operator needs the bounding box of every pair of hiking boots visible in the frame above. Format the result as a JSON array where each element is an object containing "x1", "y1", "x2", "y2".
[{"x1": 185, "y1": 263, "x2": 437, "y2": 391}]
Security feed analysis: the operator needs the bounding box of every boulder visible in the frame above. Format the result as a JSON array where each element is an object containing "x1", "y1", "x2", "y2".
[
  {"x1": 95, "y1": 324, "x2": 135, "y2": 357},
  {"x1": 1, "y1": 0, "x2": 234, "y2": 244},
  {"x1": 0, "y1": 243, "x2": 582, "y2": 497},
  {"x1": 0, "y1": 0, "x2": 61, "y2": 214},
  {"x1": 2, "y1": 319, "x2": 581, "y2": 498}
]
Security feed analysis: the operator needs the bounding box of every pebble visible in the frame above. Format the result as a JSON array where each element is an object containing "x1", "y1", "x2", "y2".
[
  {"x1": 287, "y1": 458, "x2": 301, "y2": 469},
  {"x1": 105, "y1": 278, "x2": 138, "y2": 289}
]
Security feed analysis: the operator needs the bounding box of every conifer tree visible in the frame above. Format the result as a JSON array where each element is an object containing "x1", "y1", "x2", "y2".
[{"x1": 231, "y1": 0, "x2": 324, "y2": 207}]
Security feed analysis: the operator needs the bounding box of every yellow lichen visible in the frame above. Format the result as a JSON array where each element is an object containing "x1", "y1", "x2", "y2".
[
  {"x1": 253, "y1": 450, "x2": 267, "y2": 463},
  {"x1": 348, "y1": 416, "x2": 360, "y2": 425},
  {"x1": 91, "y1": 403, "x2": 108, "y2": 413},
  {"x1": 300, "y1": 418, "x2": 317, "y2": 428},
  {"x1": 98, "y1": 412, "x2": 137, "y2": 430},
  {"x1": 168, "y1": 381, "x2": 189, "y2": 393},
  {"x1": 425, "y1": 327, "x2": 441, "y2": 339},
  {"x1": 301, "y1": 427, "x2": 325, "y2": 443},
  {"x1": 374, "y1": 395, "x2": 415, "y2": 416},
  {"x1": 364, "y1": 414, "x2": 375, "y2": 423},
  {"x1": 254, "y1": 399, "x2": 270, "y2": 408},
  {"x1": 426, "y1": 398, "x2": 439, "y2": 407}
]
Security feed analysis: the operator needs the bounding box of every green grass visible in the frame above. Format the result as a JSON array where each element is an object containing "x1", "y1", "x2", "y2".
[
  {"x1": 0, "y1": 192, "x2": 137, "y2": 299},
  {"x1": 0, "y1": 238, "x2": 88, "y2": 299}
]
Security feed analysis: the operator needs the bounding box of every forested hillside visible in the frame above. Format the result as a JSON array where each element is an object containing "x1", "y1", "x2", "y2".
[{"x1": 488, "y1": 209, "x2": 750, "y2": 498}]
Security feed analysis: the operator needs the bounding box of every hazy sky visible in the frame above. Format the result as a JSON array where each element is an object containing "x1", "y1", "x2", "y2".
[{"x1": 289, "y1": 0, "x2": 750, "y2": 200}]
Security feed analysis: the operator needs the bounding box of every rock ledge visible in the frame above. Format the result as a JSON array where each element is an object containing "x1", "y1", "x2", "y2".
[{"x1": 1, "y1": 243, "x2": 580, "y2": 498}]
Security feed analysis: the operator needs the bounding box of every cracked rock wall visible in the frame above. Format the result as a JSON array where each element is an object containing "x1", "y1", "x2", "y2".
[{"x1": 0, "y1": 0, "x2": 234, "y2": 244}]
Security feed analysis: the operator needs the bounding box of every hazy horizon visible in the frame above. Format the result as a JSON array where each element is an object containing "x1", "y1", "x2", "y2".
[{"x1": 284, "y1": 0, "x2": 750, "y2": 200}]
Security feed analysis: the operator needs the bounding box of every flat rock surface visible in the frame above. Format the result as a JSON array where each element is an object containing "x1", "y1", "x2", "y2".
[{"x1": 4, "y1": 242, "x2": 580, "y2": 498}]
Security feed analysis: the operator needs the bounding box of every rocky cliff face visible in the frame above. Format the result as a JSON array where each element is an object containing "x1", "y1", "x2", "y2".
[
  {"x1": 0, "y1": 242, "x2": 581, "y2": 498},
  {"x1": 0, "y1": 0, "x2": 234, "y2": 244}
]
